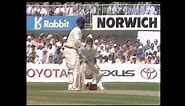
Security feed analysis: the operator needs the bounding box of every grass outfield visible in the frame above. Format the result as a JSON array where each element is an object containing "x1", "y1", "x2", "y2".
[{"x1": 27, "y1": 82, "x2": 160, "y2": 105}]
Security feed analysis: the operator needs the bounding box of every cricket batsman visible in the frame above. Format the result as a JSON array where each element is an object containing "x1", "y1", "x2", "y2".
[
  {"x1": 79, "y1": 37, "x2": 105, "y2": 90},
  {"x1": 63, "y1": 17, "x2": 86, "y2": 91}
]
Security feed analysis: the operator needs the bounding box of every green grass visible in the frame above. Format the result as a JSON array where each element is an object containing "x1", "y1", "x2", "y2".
[
  {"x1": 104, "y1": 82, "x2": 160, "y2": 91},
  {"x1": 27, "y1": 82, "x2": 160, "y2": 105},
  {"x1": 27, "y1": 82, "x2": 160, "y2": 91},
  {"x1": 27, "y1": 92, "x2": 159, "y2": 105}
]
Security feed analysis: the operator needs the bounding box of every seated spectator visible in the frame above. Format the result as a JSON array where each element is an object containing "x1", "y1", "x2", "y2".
[
  {"x1": 148, "y1": 43, "x2": 155, "y2": 54},
  {"x1": 122, "y1": 46, "x2": 129, "y2": 61},
  {"x1": 145, "y1": 55, "x2": 152, "y2": 64},
  {"x1": 111, "y1": 53, "x2": 116, "y2": 63},
  {"x1": 143, "y1": 40, "x2": 151, "y2": 52},
  {"x1": 144, "y1": 52, "x2": 149, "y2": 61},
  {"x1": 68, "y1": 5, "x2": 74, "y2": 16},
  {"x1": 54, "y1": 36, "x2": 62, "y2": 47},
  {"x1": 136, "y1": 56, "x2": 145, "y2": 64},
  {"x1": 90, "y1": 5, "x2": 97, "y2": 15},
  {"x1": 120, "y1": 55, "x2": 126, "y2": 63},
  {"x1": 149, "y1": 5, "x2": 156, "y2": 15},
  {"x1": 151, "y1": 55, "x2": 156, "y2": 64},
  {"x1": 47, "y1": 53, "x2": 54, "y2": 64},
  {"x1": 35, "y1": 55, "x2": 42, "y2": 64},
  {"x1": 156, "y1": 45, "x2": 160, "y2": 57},
  {"x1": 125, "y1": 55, "x2": 132, "y2": 64},
  {"x1": 106, "y1": 5, "x2": 112, "y2": 15},
  {"x1": 131, "y1": 5, "x2": 137, "y2": 15},
  {"x1": 53, "y1": 6, "x2": 61, "y2": 15},
  {"x1": 94, "y1": 39, "x2": 99, "y2": 49},
  {"x1": 27, "y1": 56, "x2": 35, "y2": 64},
  {"x1": 135, "y1": 4, "x2": 140, "y2": 15},
  {"x1": 154, "y1": 56, "x2": 160, "y2": 64},
  {"x1": 30, "y1": 6, "x2": 38, "y2": 15},
  {"x1": 131, "y1": 56, "x2": 136, "y2": 64},
  {"x1": 35, "y1": 5, "x2": 41, "y2": 16},
  {"x1": 35, "y1": 37, "x2": 44, "y2": 48},
  {"x1": 134, "y1": 39, "x2": 143, "y2": 48},
  {"x1": 46, "y1": 43, "x2": 55, "y2": 62},
  {"x1": 27, "y1": 45, "x2": 36, "y2": 64},
  {"x1": 26, "y1": 5, "x2": 33, "y2": 15},
  {"x1": 154, "y1": 39, "x2": 159, "y2": 51},
  {"x1": 127, "y1": 6, "x2": 132, "y2": 15},
  {"x1": 137, "y1": 46, "x2": 144, "y2": 59},
  {"x1": 53, "y1": 47, "x2": 63, "y2": 64},
  {"x1": 35, "y1": 45, "x2": 43, "y2": 64},
  {"x1": 63, "y1": 4, "x2": 69, "y2": 16},
  {"x1": 97, "y1": 43, "x2": 105, "y2": 56},
  {"x1": 139, "y1": 3, "x2": 145, "y2": 15},
  {"x1": 112, "y1": 4, "x2": 118, "y2": 15},
  {"x1": 117, "y1": 5, "x2": 123, "y2": 15},
  {"x1": 122, "y1": 4, "x2": 128, "y2": 15},
  {"x1": 41, "y1": 48, "x2": 48, "y2": 64},
  {"x1": 27, "y1": 35, "x2": 32, "y2": 47},
  {"x1": 27, "y1": 45, "x2": 36, "y2": 57}
]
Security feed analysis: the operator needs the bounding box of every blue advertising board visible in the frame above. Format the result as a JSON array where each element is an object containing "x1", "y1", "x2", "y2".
[{"x1": 27, "y1": 16, "x2": 83, "y2": 31}]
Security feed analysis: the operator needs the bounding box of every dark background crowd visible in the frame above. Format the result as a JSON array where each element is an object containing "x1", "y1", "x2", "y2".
[
  {"x1": 26, "y1": 2, "x2": 160, "y2": 16},
  {"x1": 27, "y1": 2, "x2": 160, "y2": 24}
]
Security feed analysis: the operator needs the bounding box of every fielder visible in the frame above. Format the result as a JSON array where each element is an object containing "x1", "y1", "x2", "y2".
[
  {"x1": 63, "y1": 17, "x2": 86, "y2": 91},
  {"x1": 79, "y1": 37, "x2": 105, "y2": 90}
]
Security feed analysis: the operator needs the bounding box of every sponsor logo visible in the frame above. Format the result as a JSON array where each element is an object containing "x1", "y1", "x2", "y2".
[
  {"x1": 97, "y1": 17, "x2": 157, "y2": 28},
  {"x1": 101, "y1": 70, "x2": 135, "y2": 76},
  {"x1": 92, "y1": 15, "x2": 160, "y2": 30},
  {"x1": 140, "y1": 67, "x2": 157, "y2": 79},
  {"x1": 34, "y1": 17, "x2": 69, "y2": 30},
  {"x1": 34, "y1": 17, "x2": 42, "y2": 29},
  {"x1": 26, "y1": 68, "x2": 68, "y2": 78}
]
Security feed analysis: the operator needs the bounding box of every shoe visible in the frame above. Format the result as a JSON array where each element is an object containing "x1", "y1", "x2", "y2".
[
  {"x1": 68, "y1": 84, "x2": 73, "y2": 90},
  {"x1": 68, "y1": 84, "x2": 81, "y2": 91},
  {"x1": 97, "y1": 83, "x2": 104, "y2": 90},
  {"x1": 68, "y1": 88, "x2": 81, "y2": 91},
  {"x1": 86, "y1": 84, "x2": 89, "y2": 87},
  {"x1": 72, "y1": 88, "x2": 81, "y2": 91},
  {"x1": 98, "y1": 86, "x2": 104, "y2": 90},
  {"x1": 86, "y1": 82, "x2": 91, "y2": 88}
]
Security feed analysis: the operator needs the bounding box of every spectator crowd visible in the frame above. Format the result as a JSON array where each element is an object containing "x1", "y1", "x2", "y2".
[
  {"x1": 26, "y1": 33, "x2": 160, "y2": 64},
  {"x1": 26, "y1": 2, "x2": 160, "y2": 16}
]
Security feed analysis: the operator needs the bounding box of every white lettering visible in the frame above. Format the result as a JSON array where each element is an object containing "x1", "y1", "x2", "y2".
[
  {"x1": 34, "y1": 17, "x2": 42, "y2": 30},
  {"x1": 44, "y1": 20, "x2": 69, "y2": 28}
]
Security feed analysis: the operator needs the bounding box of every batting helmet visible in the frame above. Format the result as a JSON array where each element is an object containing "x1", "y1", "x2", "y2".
[{"x1": 76, "y1": 17, "x2": 86, "y2": 24}]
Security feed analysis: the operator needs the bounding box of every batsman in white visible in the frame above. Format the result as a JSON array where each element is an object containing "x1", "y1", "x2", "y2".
[
  {"x1": 63, "y1": 17, "x2": 86, "y2": 91},
  {"x1": 79, "y1": 37, "x2": 105, "y2": 90}
]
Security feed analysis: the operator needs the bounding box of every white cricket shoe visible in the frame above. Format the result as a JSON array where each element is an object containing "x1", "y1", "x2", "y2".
[
  {"x1": 98, "y1": 86, "x2": 104, "y2": 90},
  {"x1": 72, "y1": 88, "x2": 81, "y2": 91},
  {"x1": 68, "y1": 84, "x2": 81, "y2": 91},
  {"x1": 68, "y1": 88, "x2": 81, "y2": 91},
  {"x1": 97, "y1": 84, "x2": 104, "y2": 90},
  {"x1": 68, "y1": 84, "x2": 73, "y2": 90}
]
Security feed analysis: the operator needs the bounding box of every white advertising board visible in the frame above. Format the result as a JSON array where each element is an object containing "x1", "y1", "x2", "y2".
[
  {"x1": 92, "y1": 15, "x2": 160, "y2": 30},
  {"x1": 27, "y1": 63, "x2": 160, "y2": 83},
  {"x1": 98, "y1": 64, "x2": 160, "y2": 82},
  {"x1": 26, "y1": 63, "x2": 68, "y2": 82}
]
